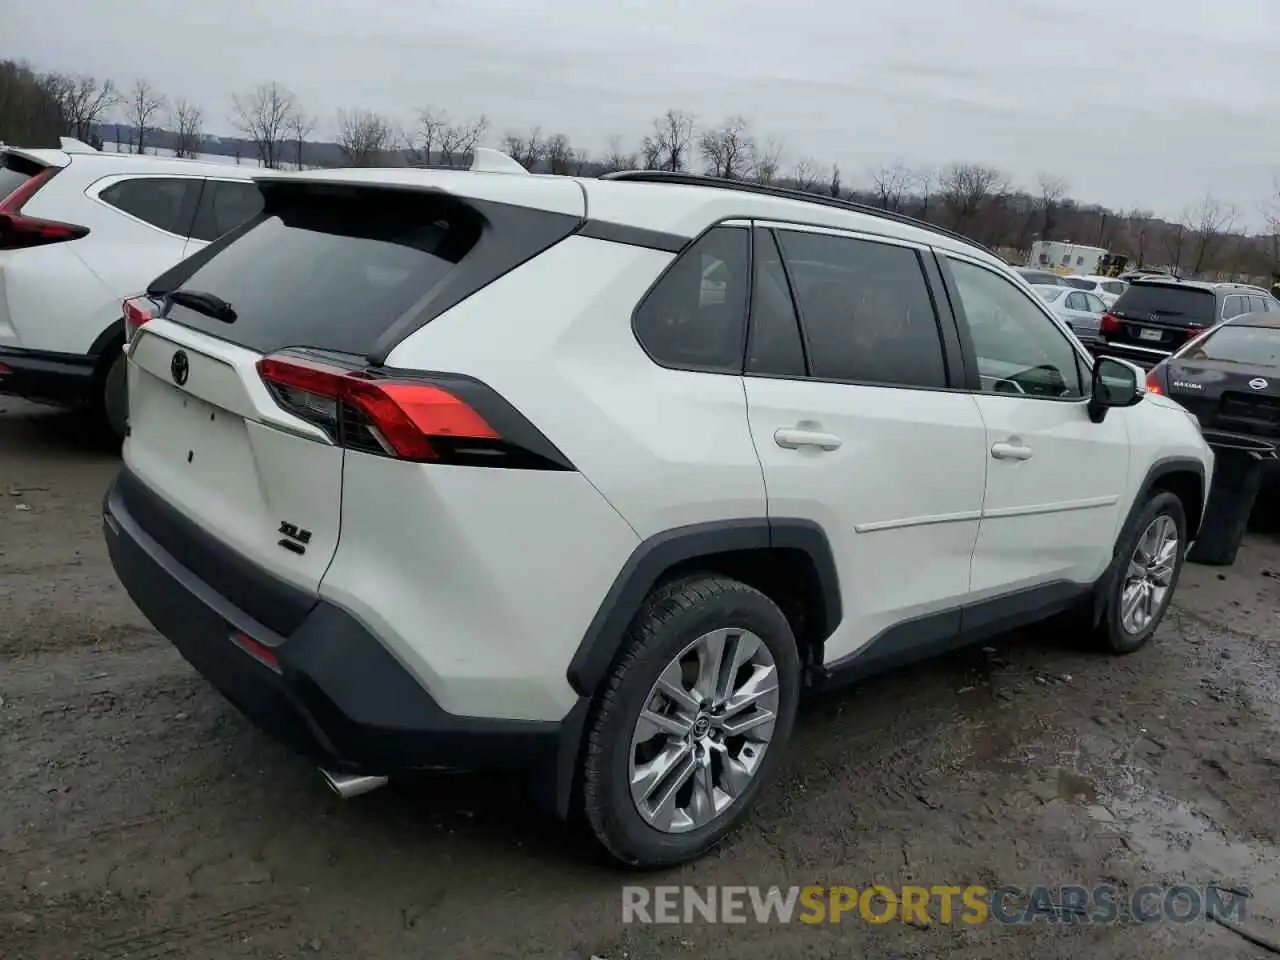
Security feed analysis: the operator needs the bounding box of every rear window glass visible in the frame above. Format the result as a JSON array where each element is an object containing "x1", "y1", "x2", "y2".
[
  {"x1": 1113, "y1": 283, "x2": 1216, "y2": 324},
  {"x1": 166, "y1": 187, "x2": 483, "y2": 356},
  {"x1": 1036, "y1": 287, "x2": 1066, "y2": 302},
  {"x1": 1186, "y1": 325, "x2": 1280, "y2": 367},
  {"x1": 1063, "y1": 277, "x2": 1094, "y2": 290},
  {"x1": 0, "y1": 155, "x2": 39, "y2": 204}
]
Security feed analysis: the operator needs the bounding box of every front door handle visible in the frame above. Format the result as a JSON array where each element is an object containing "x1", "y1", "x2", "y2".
[
  {"x1": 774, "y1": 427, "x2": 842, "y2": 451},
  {"x1": 991, "y1": 441, "x2": 1033, "y2": 461}
]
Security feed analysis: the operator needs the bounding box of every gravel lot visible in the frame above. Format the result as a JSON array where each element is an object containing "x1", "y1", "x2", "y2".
[{"x1": 3, "y1": 398, "x2": 1279, "y2": 960}]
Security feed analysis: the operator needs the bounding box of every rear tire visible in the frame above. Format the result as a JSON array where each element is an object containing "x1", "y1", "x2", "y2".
[
  {"x1": 99, "y1": 349, "x2": 127, "y2": 442},
  {"x1": 581, "y1": 575, "x2": 800, "y2": 868},
  {"x1": 1094, "y1": 491, "x2": 1186, "y2": 655}
]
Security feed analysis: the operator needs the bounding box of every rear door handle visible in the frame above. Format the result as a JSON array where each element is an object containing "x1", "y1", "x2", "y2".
[
  {"x1": 991, "y1": 441, "x2": 1033, "y2": 461},
  {"x1": 774, "y1": 427, "x2": 842, "y2": 451}
]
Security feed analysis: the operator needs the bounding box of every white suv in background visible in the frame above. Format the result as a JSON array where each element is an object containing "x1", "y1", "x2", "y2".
[
  {"x1": 0, "y1": 138, "x2": 263, "y2": 436},
  {"x1": 103, "y1": 156, "x2": 1213, "y2": 867}
]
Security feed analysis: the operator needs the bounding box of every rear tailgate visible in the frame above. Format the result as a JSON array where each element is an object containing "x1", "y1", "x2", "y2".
[
  {"x1": 121, "y1": 174, "x2": 584, "y2": 634},
  {"x1": 125, "y1": 319, "x2": 344, "y2": 632}
]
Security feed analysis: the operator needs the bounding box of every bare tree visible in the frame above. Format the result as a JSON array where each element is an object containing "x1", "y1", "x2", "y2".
[
  {"x1": 231, "y1": 81, "x2": 297, "y2": 169},
  {"x1": 750, "y1": 137, "x2": 783, "y2": 185},
  {"x1": 502, "y1": 127, "x2": 545, "y2": 170},
  {"x1": 126, "y1": 79, "x2": 165, "y2": 154},
  {"x1": 791, "y1": 157, "x2": 821, "y2": 193},
  {"x1": 915, "y1": 167, "x2": 935, "y2": 219},
  {"x1": 45, "y1": 73, "x2": 119, "y2": 143},
  {"x1": 286, "y1": 111, "x2": 313, "y2": 169},
  {"x1": 1187, "y1": 193, "x2": 1238, "y2": 276},
  {"x1": 870, "y1": 159, "x2": 913, "y2": 212},
  {"x1": 829, "y1": 163, "x2": 842, "y2": 198},
  {"x1": 544, "y1": 133, "x2": 576, "y2": 175},
  {"x1": 336, "y1": 108, "x2": 393, "y2": 167},
  {"x1": 405, "y1": 106, "x2": 447, "y2": 166},
  {"x1": 1263, "y1": 178, "x2": 1280, "y2": 287},
  {"x1": 437, "y1": 113, "x2": 488, "y2": 168},
  {"x1": 642, "y1": 109, "x2": 695, "y2": 172},
  {"x1": 1124, "y1": 208, "x2": 1154, "y2": 266},
  {"x1": 1162, "y1": 221, "x2": 1187, "y2": 277},
  {"x1": 170, "y1": 100, "x2": 203, "y2": 158},
  {"x1": 698, "y1": 115, "x2": 754, "y2": 179},
  {"x1": 1036, "y1": 173, "x2": 1069, "y2": 242},
  {"x1": 938, "y1": 163, "x2": 1007, "y2": 233},
  {"x1": 600, "y1": 134, "x2": 638, "y2": 173}
]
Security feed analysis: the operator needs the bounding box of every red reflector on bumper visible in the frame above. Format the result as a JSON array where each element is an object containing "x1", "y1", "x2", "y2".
[{"x1": 230, "y1": 630, "x2": 281, "y2": 673}]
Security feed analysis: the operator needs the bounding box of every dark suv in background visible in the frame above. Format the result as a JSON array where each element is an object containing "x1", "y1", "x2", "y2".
[{"x1": 1098, "y1": 279, "x2": 1280, "y2": 366}]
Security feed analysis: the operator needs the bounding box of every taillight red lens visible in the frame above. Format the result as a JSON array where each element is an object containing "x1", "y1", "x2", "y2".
[
  {"x1": 1183, "y1": 324, "x2": 1205, "y2": 341},
  {"x1": 1145, "y1": 372, "x2": 1164, "y2": 395},
  {"x1": 1100, "y1": 312, "x2": 1121, "y2": 335},
  {"x1": 0, "y1": 167, "x2": 89, "y2": 251},
  {"x1": 122, "y1": 295, "x2": 158, "y2": 341},
  {"x1": 256, "y1": 353, "x2": 499, "y2": 461}
]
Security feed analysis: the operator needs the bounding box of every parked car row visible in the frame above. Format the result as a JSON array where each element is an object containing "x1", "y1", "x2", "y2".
[
  {"x1": 8, "y1": 145, "x2": 1216, "y2": 867},
  {"x1": 0, "y1": 138, "x2": 263, "y2": 436}
]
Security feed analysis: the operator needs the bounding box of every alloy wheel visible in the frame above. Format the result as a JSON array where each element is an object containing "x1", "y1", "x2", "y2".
[
  {"x1": 1119, "y1": 513, "x2": 1179, "y2": 635},
  {"x1": 628, "y1": 627, "x2": 779, "y2": 833}
]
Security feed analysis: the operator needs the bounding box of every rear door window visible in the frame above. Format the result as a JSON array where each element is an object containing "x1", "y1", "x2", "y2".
[
  {"x1": 1111, "y1": 283, "x2": 1217, "y2": 325},
  {"x1": 99, "y1": 177, "x2": 201, "y2": 236},
  {"x1": 633, "y1": 226, "x2": 750, "y2": 373},
  {"x1": 189, "y1": 180, "x2": 265, "y2": 242},
  {"x1": 165, "y1": 186, "x2": 486, "y2": 356},
  {"x1": 1222, "y1": 296, "x2": 1246, "y2": 319},
  {"x1": 774, "y1": 229, "x2": 947, "y2": 389}
]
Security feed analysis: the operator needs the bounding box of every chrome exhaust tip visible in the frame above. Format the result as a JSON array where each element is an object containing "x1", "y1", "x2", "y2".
[{"x1": 320, "y1": 769, "x2": 388, "y2": 799}]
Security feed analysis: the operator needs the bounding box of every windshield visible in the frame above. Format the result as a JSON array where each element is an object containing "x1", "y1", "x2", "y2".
[
  {"x1": 1113, "y1": 283, "x2": 1216, "y2": 323},
  {"x1": 1185, "y1": 324, "x2": 1280, "y2": 367}
]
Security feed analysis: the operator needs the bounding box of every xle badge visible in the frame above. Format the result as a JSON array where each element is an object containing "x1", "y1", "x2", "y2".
[{"x1": 277, "y1": 521, "x2": 313, "y2": 556}]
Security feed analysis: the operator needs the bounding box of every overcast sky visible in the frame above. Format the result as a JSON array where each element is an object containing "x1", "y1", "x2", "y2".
[{"x1": 6, "y1": 0, "x2": 1278, "y2": 225}]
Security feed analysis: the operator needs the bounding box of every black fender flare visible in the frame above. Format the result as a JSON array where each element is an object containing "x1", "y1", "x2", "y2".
[{"x1": 565, "y1": 517, "x2": 841, "y2": 698}]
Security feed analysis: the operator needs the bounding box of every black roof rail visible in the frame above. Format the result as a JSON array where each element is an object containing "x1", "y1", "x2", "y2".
[{"x1": 599, "y1": 169, "x2": 995, "y2": 256}]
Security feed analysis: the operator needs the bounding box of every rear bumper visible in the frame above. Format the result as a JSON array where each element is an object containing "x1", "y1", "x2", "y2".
[
  {"x1": 0, "y1": 345, "x2": 96, "y2": 406},
  {"x1": 102, "y1": 470, "x2": 588, "y2": 815}
]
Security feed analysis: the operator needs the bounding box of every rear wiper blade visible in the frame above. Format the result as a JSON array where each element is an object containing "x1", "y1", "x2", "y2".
[{"x1": 166, "y1": 289, "x2": 237, "y2": 323}]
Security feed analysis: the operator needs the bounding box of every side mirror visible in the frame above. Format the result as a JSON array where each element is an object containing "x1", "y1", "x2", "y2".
[{"x1": 1088, "y1": 356, "x2": 1144, "y2": 423}]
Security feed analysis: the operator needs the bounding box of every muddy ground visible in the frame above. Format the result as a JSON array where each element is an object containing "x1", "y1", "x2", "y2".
[{"x1": 2, "y1": 398, "x2": 1279, "y2": 960}]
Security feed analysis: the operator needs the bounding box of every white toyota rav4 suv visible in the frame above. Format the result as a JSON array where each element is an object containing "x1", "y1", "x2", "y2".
[
  {"x1": 0, "y1": 139, "x2": 262, "y2": 436},
  {"x1": 103, "y1": 154, "x2": 1213, "y2": 867}
]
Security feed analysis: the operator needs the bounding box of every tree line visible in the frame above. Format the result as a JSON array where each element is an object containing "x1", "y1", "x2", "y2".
[{"x1": 2, "y1": 59, "x2": 1277, "y2": 283}]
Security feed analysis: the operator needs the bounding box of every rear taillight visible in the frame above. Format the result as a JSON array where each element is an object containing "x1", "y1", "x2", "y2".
[
  {"x1": 1145, "y1": 370, "x2": 1164, "y2": 395},
  {"x1": 1100, "y1": 312, "x2": 1121, "y2": 335},
  {"x1": 0, "y1": 167, "x2": 89, "y2": 251},
  {"x1": 1183, "y1": 324, "x2": 1205, "y2": 341},
  {"x1": 123, "y1": 295, "x2": 158, "y2": 342},
  {"x1": 257, "y1": 353, "x2": 502, "y2": 462}
]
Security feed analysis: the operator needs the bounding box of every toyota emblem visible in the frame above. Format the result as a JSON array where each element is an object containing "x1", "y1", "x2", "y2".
[
  {"x1": 170, "y1": 350, "x2": 190, "y2": 386},
  {"x1": 1249, "y1": 377, "x2": 1268, "y2": 390}
]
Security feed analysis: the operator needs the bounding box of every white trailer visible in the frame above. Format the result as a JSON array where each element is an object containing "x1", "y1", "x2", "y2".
[{"x1": 1028, "y1": 241, "x2": 1108, "y2": 276}]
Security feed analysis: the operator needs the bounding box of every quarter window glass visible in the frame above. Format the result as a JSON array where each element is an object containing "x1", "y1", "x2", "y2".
[
  {"x1": 1066, "y1": 292, "x2": 1088, "y2": 310},
  {"x1": 775, "y1": 230, "x2": 947, "y2": 388},
  {"x1": 949, "y1": 258, "x2": 1084, "y2": 399},
  {"x1": 633, "y1": 226, "x2": 750, "y2": 372}
]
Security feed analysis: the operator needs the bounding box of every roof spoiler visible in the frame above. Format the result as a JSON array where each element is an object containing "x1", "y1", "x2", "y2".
[{"x1": 59, "y1": 137, "x2": 100, "y2": 154}]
